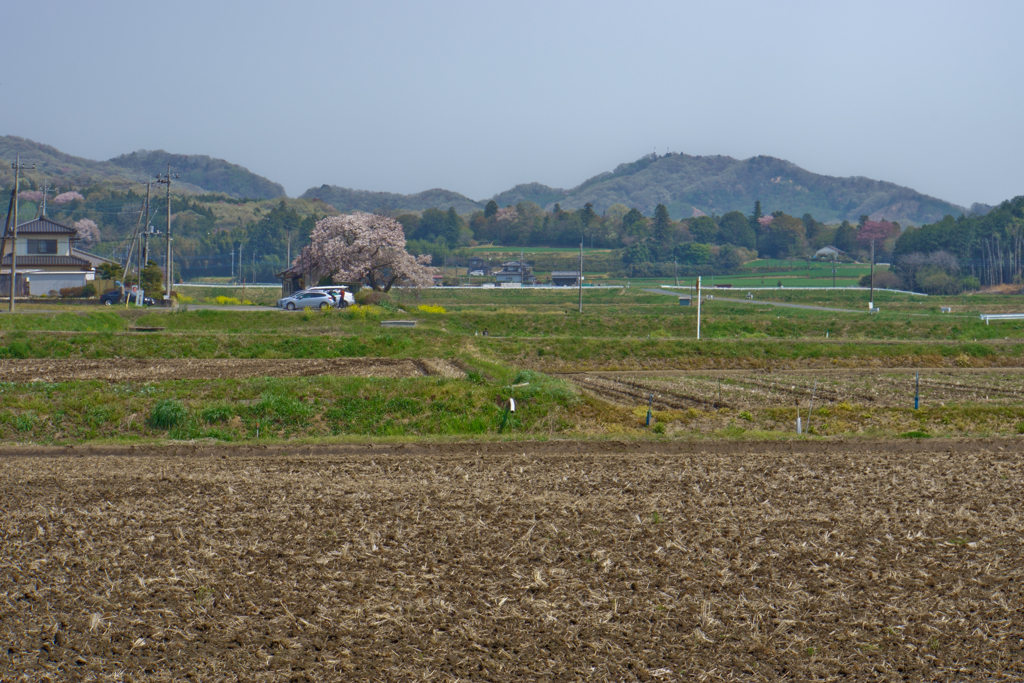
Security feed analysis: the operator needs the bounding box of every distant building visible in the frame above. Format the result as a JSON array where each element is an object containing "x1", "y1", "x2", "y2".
[
  {"x1": 1, "y1": 216, "x2": 94, "y2": 295},
  {"x1": 814, "y1": 246, "x2": 845, "y2": 260},
  {"x1": 494, "y1": 260, "x2": 536, "y2": 285},
  {"x1": 467, "y1": 257, "x2": 491, "y2": 276},
  {"x1": 550, "y1": 270, "x2": 582, "y2": 287}
]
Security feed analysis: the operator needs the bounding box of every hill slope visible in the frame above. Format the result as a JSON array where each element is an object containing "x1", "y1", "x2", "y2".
[
  {"x1": 109, "y1": 150, "x2": 285, "y2": 200},
  {"x1": 545, "y1": 153, "x2": 967, "y2": 224},
  {"x1": 300, "y1": 185, "x2": 483, "y2": 214},
  {"x1": 0, "y1": 136, "x2": 284, "y2": 199}
]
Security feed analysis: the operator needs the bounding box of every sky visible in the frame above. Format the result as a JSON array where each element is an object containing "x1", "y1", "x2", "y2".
[{"x1": 3, "y1": 0, "x2": 1022, "y2": 207}]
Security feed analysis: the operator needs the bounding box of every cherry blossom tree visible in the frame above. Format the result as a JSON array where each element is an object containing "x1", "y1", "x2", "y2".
[
  {"x1": 53, "y1": 191, "x2": 85, "y2": 204},
  {"x1": 19, "y1": 190, "x2": 44, "y2": 202},
  {"x1": 73, "y1": 218, "x2": 100, "y2": 249},
  {"x1": 299, "y1": 212, "x2": 433, "y2": 292}
]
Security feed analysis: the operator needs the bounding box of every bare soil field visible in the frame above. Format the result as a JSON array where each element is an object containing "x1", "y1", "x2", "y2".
[
  {"x1": 0, "y1": 358, "x2": 464, "y2": 383},
  {"x1": 571, "y1": 369, "x2": 1024, "y2": 412},
  {"x1": 2, "y1": 440, "x2": 1022, "y2": 681}
]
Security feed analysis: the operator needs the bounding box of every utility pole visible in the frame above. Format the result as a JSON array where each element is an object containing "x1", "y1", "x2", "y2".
[
  {"x1": 8, "y1": 155, "x2": 35, "y2": 311},
  {"x1": 156, "y1": 165, "x2": 178, "y2": 301},
  {"x1": 869, "y1": 239, "x2": 875, "y2": 311},
  {"x1": 674, "y1": 259, "x2": 678, "y2": 287},
  {"x1": 142, "y1": 183, "x2": 152, "y2": 266},
  {"x1": 832, "y1": 255, "x2": 836, "y2": 288},
  {"x1": 696, "y1": 276, "x2": 702, "y2": 340},
  {"x1": 578, "y1": 240, "x2": 583, "y2": 313}
]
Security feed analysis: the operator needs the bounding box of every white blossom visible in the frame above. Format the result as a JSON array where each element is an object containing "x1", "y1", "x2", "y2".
[{"x1": 299, "y1": 212, "x2": 434, "y2": 292}]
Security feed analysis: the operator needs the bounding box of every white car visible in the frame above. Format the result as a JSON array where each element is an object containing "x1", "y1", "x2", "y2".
[
  {"x1": 277, "y1": 291, "x2": 335, "y2": 310},
  {"x1": 469, "y1": 270, "x2": 485, "y2": 276},
  {"x1": 306, "y1": 286, "x2": 356, "y2": 307}
]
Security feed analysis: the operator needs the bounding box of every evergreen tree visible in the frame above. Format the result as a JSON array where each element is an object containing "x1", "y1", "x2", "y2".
[
  {"x1": 484, "y1": 200, "x2": 498, "y2": 218},
  {"x1": 835, "y1": 220, "x2": 857, "y2": 252},
  {"x1": 653, "y1": 204, "x2": 671, "y2": 245}
]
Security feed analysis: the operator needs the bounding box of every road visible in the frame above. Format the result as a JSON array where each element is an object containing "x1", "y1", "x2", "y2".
[{"x1": 641, "y1": 288, "x2": 864, "y2": 314}]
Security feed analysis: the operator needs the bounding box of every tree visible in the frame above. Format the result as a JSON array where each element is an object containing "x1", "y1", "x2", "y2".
[
  {"x1": 443, "y1": 207, "x2": 464, "y2": 246},
  {"x1": 622, "y1": 243, "x2": 652, "y2": 266},
  {"x1": 834, "y1": 220, "x2": 857, "y2": 253},
  {"x1": 653, "y1": 204, "x2": 671, "y2": 245},
  {"x1": 675, "y1": 242, "x2": 712, "y2": 265},
  {"x1": 750, "y1": 200, "x2": 763, "y2": 232},
  {"x1": 689, "y1": 216, "x2": 717, "y2": 244},
  {"x1": 717, "y1": 210, "x2": 756, "y2": 249},
  {"x1": 141, "y1": 261, "x2": 164, "y2": 297},
  {"x1": 97, "y1": 261, "x2": 123, "y2": 280},
  {"x1": 578, "y1": 203, "x2": 597, "y2": 228},
  {"x1": 858, "y1": 215, "x2": 870, "y2": 228},
  {"x1": 484, "y1": 200, "x2": 498, "y2": 218},
  {"x1": 301, "y1": 212, "x2": 434, "y2": 292},
  {"x1": 73, "y1": 218, "x2": 100, "y2": 249},
  {"x1": 621, "y1": 208, "x2": 646, "y2": 237}
]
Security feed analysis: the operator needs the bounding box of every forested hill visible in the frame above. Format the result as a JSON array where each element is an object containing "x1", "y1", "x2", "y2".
[
  {"x1": 300, "y1": 153, "x2": 969, "y2": 225},
  {"x1": 0, "y1": 136, "x2": 284, "y2": 199},
  {"x1": 299, "y1": 185, "x2": 484, "y2": 215},
  {"x1": 545, "y1": 153, "x2": 968, "y2": 225},
  {"x1": 109, "y1": 150, "x2": 285, "y2": 200}
]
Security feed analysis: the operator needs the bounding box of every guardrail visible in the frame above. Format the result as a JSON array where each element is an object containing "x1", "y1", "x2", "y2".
[{"x1": 979, "y1": 313, "x2": 1024, "y2": 325}]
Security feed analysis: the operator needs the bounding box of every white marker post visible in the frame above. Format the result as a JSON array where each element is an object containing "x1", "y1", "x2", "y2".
[{"x1": 696, "y1": 276, "x2": 702, "y2": 340}]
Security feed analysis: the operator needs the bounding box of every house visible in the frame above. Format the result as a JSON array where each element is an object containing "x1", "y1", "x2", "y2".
[
  {"x1": 466, "y1": 257, "x2": 491, "y2": 276},
  {"x1": 1, "y1": 216, "x2": 94, "y2": 296},
  {"x1": 813, "y1": 246, "x2": 845, "y2": 260},
  {"x1": 494, "y1": 260, "x2": 536, "y2": 285},
  {"x1": 550, "y1": 270, "x2": 582, "y2": 287}
]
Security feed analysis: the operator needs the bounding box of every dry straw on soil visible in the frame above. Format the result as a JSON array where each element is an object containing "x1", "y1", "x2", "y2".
[{"x1": 1, "y1": 441, "x2": 1022, "y2": 681}]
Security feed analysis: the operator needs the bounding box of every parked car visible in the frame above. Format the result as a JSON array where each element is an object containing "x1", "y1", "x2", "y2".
[
  {"x1": 101, "y1": 290, "x2": 156, "y2": 306},
  {"x1": 277, "y1": 291, "x2": 335, "y2": 310},
  {"x1": 469, "y1": 270, "x2": 485, "y2": 277},
  {"x1": 305, "y1": 286, "x2": 355, "y2": 307}
]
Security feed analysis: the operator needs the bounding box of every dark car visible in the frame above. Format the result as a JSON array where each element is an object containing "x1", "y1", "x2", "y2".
[{"x1": 101, "y1": 290, "x2": 156, "y2": 306}]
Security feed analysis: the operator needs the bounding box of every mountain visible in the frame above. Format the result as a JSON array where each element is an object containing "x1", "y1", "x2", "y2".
[
  {"x1": 541, "y1": 153, "x2": 967, "y2": 225},
  {"x1": 491, "y1": 182, "x2": 569, "y2": 208},
  {"x1": 0, "y1": 136, "x2": 284, "y2": 199},
  {"x1": 300, "y1": 185, "x2": 483, "y2": 215},
  {"x1": 109, "y1": 150, "x2": 284, "y2": 200}
]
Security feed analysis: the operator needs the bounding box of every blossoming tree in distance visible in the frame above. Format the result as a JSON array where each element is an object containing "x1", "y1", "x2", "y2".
[{"x1": 300, "y1": 212, "x2": 434, "y2": 292}]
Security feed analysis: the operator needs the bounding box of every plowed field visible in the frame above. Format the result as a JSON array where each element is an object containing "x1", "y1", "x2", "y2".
[
  {"x1": 2, "y1": 440, "x2": 1022, "y2": 681},
  {"x1": 0, "y1": 358, "x2": 464, "y2": 383}
]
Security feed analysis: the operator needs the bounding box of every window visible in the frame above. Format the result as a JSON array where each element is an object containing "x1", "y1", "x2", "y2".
[{"x1": 27, "y1": 239, "x2": 57, "y2": 254}]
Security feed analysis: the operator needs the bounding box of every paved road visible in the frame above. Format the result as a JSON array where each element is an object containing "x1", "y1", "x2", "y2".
[{"x1": 641, "y1": 288, "x2": 863, "y2": 314}]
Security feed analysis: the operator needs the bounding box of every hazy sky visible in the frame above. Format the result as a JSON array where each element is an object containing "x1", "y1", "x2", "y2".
[{"x1": 4, "y1": 1, "x2": 1022, "y2": 207}]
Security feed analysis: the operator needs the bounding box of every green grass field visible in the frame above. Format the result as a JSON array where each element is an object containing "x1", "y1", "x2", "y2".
[{"x1": 3, "y1": 286, "x2": 1024, "y2": 444}]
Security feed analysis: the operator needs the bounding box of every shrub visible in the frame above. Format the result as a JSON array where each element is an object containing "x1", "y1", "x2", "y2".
[
  {"x1": 59, "y1": 286, "x2": 84, "y2": 298},
  {"x1": 214, "y1": 296, "x2": 242, "y2": 305},
  {"x1": 355, "y1": 290, "x2": 390, "y2": 306},
  {"x1": 417, "y1": 304, "x2": 446, "y2": 314},
  {"x1": 149, "y1": 400, "x2": 188, "y2": 430}
]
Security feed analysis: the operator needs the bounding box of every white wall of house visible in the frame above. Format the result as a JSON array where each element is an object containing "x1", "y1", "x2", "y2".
[
  {"x1": 23, "y1": 271, "x2": 88, "y2": 296},
  {"x1": 14, "y1": 236, "x2": 72, "y2": 256}
]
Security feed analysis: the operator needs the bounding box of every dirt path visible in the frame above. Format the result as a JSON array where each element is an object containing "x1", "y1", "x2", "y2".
[{"x1": 0, "y1": 357, "x2": 465, "y2": 383}]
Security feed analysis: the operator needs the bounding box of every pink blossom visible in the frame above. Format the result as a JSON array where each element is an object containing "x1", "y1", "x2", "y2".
[
  {"x1": 19, "y1": 190, "x2": 44, "y2": 202},
  {"x1": 299, "y1": 212, "x2": 434, "y2": 292},
  {"x1": 53, "y1": 191, "x2": 85, "y2": 204},
  {"x1": 757, "y1": 216, "x2": 774, "y2": 228},
  {"x1": 495, "y1": 206, "x2": 518, "y2": 223},
  {"x1": 73, "y1": 218, "x2": 100, "y2": 249}
]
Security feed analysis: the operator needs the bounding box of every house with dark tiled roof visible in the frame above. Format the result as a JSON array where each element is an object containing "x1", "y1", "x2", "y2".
[{"x1": 1, "y1": 216, "x2": 94, "y2": 295}]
